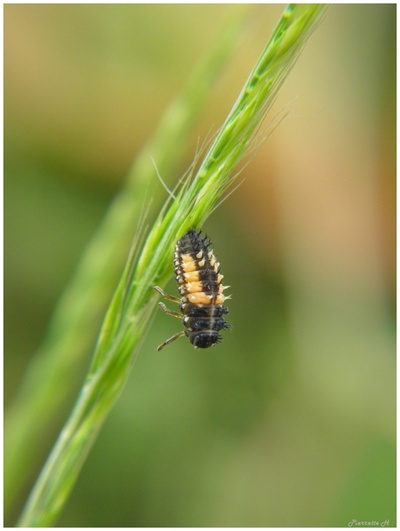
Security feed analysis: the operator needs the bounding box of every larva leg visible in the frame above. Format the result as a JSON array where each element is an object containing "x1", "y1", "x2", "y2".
[
  {"x1": 157, "y1": 331, "x2": 186, "y2": 352},
  {"x1": 154, "y1": 286, "x2": 180, "y2": 304},
  {"x1": 158, "y1": 302, "x2": 181, "y2": 319}
]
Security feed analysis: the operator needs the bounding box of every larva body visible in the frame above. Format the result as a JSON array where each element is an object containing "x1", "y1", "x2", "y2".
[{"x1": 155, "y1": 229, "x2": 230, "y2": 351}]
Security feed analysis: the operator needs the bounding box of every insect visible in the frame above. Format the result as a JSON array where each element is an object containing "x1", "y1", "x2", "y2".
[{"x1": 155, "y1": 228, "x2": 230, "y2": 351}]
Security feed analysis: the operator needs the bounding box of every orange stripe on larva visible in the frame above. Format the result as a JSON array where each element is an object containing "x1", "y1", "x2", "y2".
[
  {"x1": 180, "y1": 254, "x2": 198, "y2": 272},
  {"x1": 183, "y1": 271, "x2": 201, "y2": 283}
]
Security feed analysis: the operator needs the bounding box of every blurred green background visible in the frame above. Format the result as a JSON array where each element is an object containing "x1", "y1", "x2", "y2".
[{"x1": 5, "y1": 4, "x2": 395, "y2": 527}]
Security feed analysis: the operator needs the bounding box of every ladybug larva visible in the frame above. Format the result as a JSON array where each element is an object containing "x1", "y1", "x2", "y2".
[{"x1": 155, "y1": 228, "x2": 230, "y2": 351}]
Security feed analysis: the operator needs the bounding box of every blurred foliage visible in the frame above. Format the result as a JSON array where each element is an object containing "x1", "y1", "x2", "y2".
[{"x1": 5, "y1": 4, "x2": 395, "y2": 527}]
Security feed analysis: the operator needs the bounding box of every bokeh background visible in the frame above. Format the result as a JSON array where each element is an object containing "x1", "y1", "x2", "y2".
[{"x1": 5, "y1": 4, "x2": 395, "y2": 527}]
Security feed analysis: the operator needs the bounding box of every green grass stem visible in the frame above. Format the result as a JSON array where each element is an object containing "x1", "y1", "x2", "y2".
[
  {"x1": 17, "y1": 4, "x2": 326, "y2": 526},
  {"x1": 5, "y1": 8, "x2": 247, "y2": 519}
]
